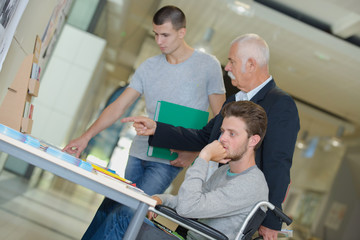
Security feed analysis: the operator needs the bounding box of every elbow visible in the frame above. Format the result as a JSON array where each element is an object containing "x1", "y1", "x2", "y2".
[
  {"x1": 176, "y1": 201, "x2": 203, "y2": 218},
  {"x1": 176, "y1": 206, "x2": 193, "y2": 218}
]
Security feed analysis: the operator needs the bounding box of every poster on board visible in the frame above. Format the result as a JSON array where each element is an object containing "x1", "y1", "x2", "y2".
[
  {"x1": 0, "y1": 0, "x2": 29, "y2": 71},
  {"x1": 40, "y1": 0, "x2": 73, "y2": 71}
]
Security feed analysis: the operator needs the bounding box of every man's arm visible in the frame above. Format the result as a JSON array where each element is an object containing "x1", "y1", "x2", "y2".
[
  {"x1": 149, "y1": 96, "x2": 235, "y2": 151},
  {"x1": 156, "y1": 141, "x2": 231, "y2": 216},
  {"x1": 149, "y1": 113, "x2": 222, "y2": 151},
  {"x1": 122, "y1": 96, "x2": 234, "y2": 152},
  {"x1": 121, "y1": 116, "x2": 210, "y2": 168},
  {"x1": 168, "y1": 150, "x2": 199, "y2": 168},
  {"x1": 260, "y1": 96, "x2": 299, "y2": 230},
  {"x1": 208, "y1": 93, "x2": 226, "y2": 115},
  {"x1": 122, "y1": 114, "x2": 221, "y2": 151},
  {"x1": 63, "y1": 87, "x2": 140, "y2": 157}
]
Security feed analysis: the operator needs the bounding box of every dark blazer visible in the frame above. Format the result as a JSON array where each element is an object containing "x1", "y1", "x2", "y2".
[{"x1": 149, "y1": 79, "x2": 300, "y2": 230}]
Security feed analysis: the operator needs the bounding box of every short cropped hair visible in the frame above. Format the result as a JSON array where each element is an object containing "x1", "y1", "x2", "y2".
[
  {"x1": 221, "y1": 101, "x2": 267, "y2": 150},
  {"x1": 153, "y1": 5, "x2": 186, "y2": 30}
]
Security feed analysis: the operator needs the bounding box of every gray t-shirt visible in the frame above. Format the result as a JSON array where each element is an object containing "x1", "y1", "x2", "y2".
[
  {"x1": 128, "y1": 50, "x2": 225, "y2": 164},
  {"x1": 158, "y1": 158, "x2": 269, "y2": 240}
]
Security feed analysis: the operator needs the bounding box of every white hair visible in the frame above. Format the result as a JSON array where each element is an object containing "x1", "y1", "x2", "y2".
[{"x1": 231, "y1": 33, "x2": 269, "y2": 71}]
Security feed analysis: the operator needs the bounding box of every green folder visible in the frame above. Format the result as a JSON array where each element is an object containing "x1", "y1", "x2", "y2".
[{"x1": 147, "y1": 101, "x2": 209, "y2": 160}]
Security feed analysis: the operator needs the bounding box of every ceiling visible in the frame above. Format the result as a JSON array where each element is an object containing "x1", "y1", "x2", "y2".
[{"x1": 93, "y1": 0, "x2": 360, "y2": 138}]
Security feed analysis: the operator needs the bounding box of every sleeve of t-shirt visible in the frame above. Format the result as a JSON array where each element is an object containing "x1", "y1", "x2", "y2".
[
  {"x1": 206, "y1": 55, "x2": 226, "y2": 95},
  {"x1": 128, "y1": 62, "x2": 146, "y2": 94}
]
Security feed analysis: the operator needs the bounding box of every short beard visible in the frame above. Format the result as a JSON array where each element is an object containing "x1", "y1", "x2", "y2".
[
  {"x1": 227, "y1": 142, "x2": 248, "y2": 162},
  {"x1": 229, "y1": 151, "x2": 245, "y2": 162}
]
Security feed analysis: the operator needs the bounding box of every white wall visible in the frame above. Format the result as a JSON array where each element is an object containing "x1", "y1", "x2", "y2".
[
  {"x1": 0, "y1": 0, "x2": 60, "y2": 172},
  {"x1": 32, "y1": 24, "x2": 106, "y2": 147},
  {"x1": 0, "y1": 0, "x2": 59, "y2": 103}
]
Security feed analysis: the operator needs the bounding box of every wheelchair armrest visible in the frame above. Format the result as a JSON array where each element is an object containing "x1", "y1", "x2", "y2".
[{"x1": 154, "y1": 205, "x2": 228, "y2": 240}]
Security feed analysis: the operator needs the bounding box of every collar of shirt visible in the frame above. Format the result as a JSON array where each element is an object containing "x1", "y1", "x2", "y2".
[
  {"x1": 227, "y1": 169, "x2": 239, "y2": 176},
  {"x1": 235, "y1": 76, "x2": 273, "y2": 101}
]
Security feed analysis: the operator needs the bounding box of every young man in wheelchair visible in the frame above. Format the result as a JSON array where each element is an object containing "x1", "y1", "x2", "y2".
[{"x1": 124, "y1": 100, "x2": 269, "y2": 240}]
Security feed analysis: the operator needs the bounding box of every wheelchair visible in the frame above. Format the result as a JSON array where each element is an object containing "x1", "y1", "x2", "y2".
[{"x1": 136, "y1": 201, "x2": 292, "y2": 240}]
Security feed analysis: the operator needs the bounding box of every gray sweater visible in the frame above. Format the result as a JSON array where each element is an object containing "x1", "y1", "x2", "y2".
[{"x1": 157, "y1": 158, "x2": 268, "y2": 240}]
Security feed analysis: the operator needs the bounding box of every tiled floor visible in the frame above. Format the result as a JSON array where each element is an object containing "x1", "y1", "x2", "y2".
[{"x1": 0, "y1": 169, "x2": 104, "y2": 240}]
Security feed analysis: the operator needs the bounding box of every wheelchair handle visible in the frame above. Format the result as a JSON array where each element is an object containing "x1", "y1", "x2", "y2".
[{"x1": 272, "y1": 206, "x2": 292, "y2": 225}]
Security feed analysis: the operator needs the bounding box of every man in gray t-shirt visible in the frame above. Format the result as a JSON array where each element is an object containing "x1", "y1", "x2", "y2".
[{"x1": 63, "y1": 6, "x2": 225, "y2": 239}]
